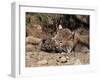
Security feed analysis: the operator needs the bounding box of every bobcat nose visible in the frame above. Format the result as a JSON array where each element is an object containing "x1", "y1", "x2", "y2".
[{"x1": 62, "y1": 46, "x2": 72, "y2": 53}]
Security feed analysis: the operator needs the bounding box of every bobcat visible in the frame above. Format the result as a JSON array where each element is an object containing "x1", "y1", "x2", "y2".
[
  {"x1": 40, "y1": 25, "x2": 89, "y2": 53},
  {"x1": 52, "y1": 27, "x2": 89, "y2": 53},
  {"x1": 52, "y1": 28, "x2": 74, "y2": 53}
]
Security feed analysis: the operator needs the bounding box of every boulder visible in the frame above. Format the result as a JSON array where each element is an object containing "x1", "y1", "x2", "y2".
[
  {"x1": 26, "y1": 44, "x2": 34, "y2": 52},
  {"x1": 37, "y1": 60, "x2": 48, "y2": 65},
  {"x1": 26, "y1": 36, "x2": 41, "y2": 45}
]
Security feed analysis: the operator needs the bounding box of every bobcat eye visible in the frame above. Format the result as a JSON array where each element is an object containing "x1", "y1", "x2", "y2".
[{"x1": 42, "y1": 39, "x2": 46, "y2": 43}]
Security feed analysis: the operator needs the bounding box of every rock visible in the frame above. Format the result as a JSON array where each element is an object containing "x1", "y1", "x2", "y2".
[
  {"x1": 59, "y1": 56, "x2": 67, "y2": 63},
  {"x1": 26, "y1": 52, "x2": 33, "y2": 55},
  {"x1": 26, "y1": 44, "x2": 34, "y2": 51},
  {"x1": 65, "y1": 57, "x2": 76, "y2": 65},
  {"x1": 75, "y1": 43, "x2": 89, "y2": 53},
  {"x1": 74, "y1": 59, "x2": 82, "y2": 65},
  {"x1": 76, "y1": 15, "x2": 89, "y2": 24},
  {"x1": 66, "y1": 56, "x2": 70, "y2": 60},
  {"x1": 26, "y1": 52, "x2": 33, "y2": 59},
  {"x1": 37, "y1": 60, "x2": 48, "y2": 65},
  {"x1": 48, "y1": 60, "x2": 56, "y2": 65},
  {"x1": 37, "y1": 25, "x2": 42, "y2": 30},
  {"x1": 26, "y1": 36, "x2": 41, "y2": 45}
]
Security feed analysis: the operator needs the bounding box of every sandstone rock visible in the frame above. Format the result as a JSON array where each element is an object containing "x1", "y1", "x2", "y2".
[
  {"x1": 26, "y1": 52, "x2": 33, "y2": 59},
  {"x1": 26, "y1": 52, "x2": 33, "y2": 55},
  {"x1": 26, "y1": 36, "x2": 41, "y2": 45},
  {"x1": 26, "y1": 44, "x2": 34, "y2": 51},
  {"x1": 66, "y1": 56, "x2": 70, "y2": 60},
  {"x1": 48, "y1": 59, "x2": 56, "y2": 65},
  {"x1": 37, "y1": 60, "x2": 48, "y2": 65},
  {"x1": 74, "y1": 59, "x2": 82, "y2": 65},
  {"x1": 37, "y1": 25, "x2": 42, "y2": 30},
  {"x1": 65, "y1": 57, "x2": 76, "y2": 65}
]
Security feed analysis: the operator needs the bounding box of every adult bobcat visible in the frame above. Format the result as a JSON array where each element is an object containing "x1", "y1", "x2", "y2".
[
  {"x1": 52, "y1": 27, "x2": 89, "y2": 53},
  {"x1": 52, "y1": 28, "x2": 74, "y2": 53}
]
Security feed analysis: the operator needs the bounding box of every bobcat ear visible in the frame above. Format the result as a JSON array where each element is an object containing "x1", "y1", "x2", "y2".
[
  {"x1": 71, "y1": 32, "x2": 74, "y2": 35},
  {"x1": 58, "y1": 24, "x2": 62, "y2": 29},
  {"x1": 70, "y1": 31, "x2": 75, "y2": 39}
]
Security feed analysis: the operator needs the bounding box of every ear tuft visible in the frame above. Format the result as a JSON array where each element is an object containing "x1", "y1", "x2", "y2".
[{"x1": 58, "y1": 24, "x2": 62, "y2": 29}]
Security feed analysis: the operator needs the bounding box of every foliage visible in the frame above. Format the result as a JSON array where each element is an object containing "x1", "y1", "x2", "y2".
[
  {"x1": 26, "y1": 12, "x2": 49, "y2": 27},
  {"x1": 36, "y1": 13, "x2": 49, "y2": 25}
]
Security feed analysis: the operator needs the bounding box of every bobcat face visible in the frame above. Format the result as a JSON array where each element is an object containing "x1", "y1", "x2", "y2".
[{"x1": 52, "y1": 28, "x2": 75, "y2": 53}]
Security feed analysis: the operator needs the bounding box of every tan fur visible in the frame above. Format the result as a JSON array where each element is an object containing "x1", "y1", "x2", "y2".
[{"x1": 53, "y1": 28, "x2": 89, "y2": 53}]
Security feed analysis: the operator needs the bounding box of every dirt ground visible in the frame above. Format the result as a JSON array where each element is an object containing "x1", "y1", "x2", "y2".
[{"x1": 25, "y1": 45, "x2": 89, "y2": 67}]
